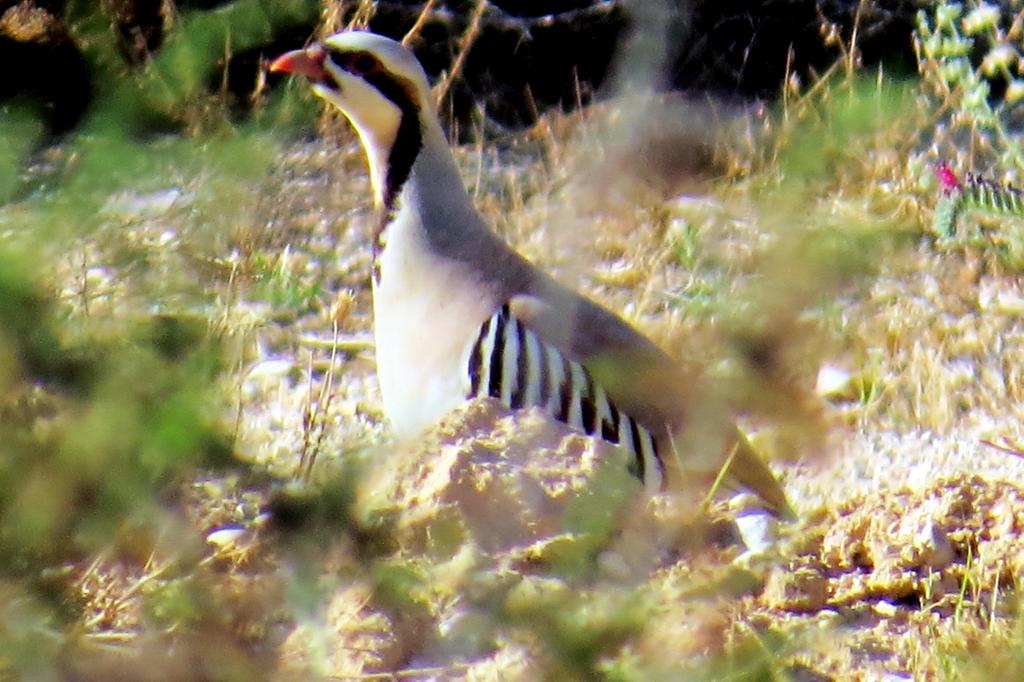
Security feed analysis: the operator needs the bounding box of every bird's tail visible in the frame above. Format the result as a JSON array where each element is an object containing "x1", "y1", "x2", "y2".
[{"x1": 721, "y1": 428, "x2": 796, "y2": 520}]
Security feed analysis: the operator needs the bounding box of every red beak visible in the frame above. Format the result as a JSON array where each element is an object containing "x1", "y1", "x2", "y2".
[{"x1": 269, "y1": 45, "x2": 328, "y2": 81}]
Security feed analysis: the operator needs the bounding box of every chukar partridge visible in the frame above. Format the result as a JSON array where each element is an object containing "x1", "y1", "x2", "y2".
[{"x1": 270, "y1": 31, "x2": 793, "y2": 518}]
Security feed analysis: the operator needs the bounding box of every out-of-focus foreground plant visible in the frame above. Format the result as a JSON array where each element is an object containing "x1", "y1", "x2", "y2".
[{"x1": 0, "y1": 1, "x2": 318, "y2": 678}]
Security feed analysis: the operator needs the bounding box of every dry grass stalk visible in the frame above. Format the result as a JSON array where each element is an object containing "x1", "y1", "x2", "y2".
[
  {"x1": 401, "y1": 0, "x2": 439, "y2": 46},
  {"x1": 432, "y1": 0, "x2": 488, "y2": 108}
]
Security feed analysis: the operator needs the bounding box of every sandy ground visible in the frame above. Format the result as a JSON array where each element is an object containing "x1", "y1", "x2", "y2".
[{"x1": 58, "y1": 99, "x2": 1024, "y2": 681}]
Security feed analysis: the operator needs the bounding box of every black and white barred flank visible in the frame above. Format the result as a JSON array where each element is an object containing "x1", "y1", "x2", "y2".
[
  {"x1": 465, "y1": 304, "x2": 664, "y2": 488},
  {"x1": 934, "y1": 166, "x2": 1024, "y2": 237}
]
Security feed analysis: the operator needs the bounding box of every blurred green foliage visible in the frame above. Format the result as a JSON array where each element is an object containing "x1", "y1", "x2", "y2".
[
  {"x1": 65, "y1": 0, "x2": 320, "y2": 129},
  {"x1": 0, "y1": 103, "x2": 46, "y2": 203},
  {"x1": 775, "y1": 78, "x2": 914, "y2": 188},
  {"x1": 913, "y1": 1, "x2": 1024, "y2": 268},
  {"x1": 0, "y1": 302, "x2": 233, "y2": 562},
  {"x1": 916, "y1": 1, "x2": 1024, "y2": 172},
  {"x1": 0, "y1": 0, "x2": 323, "y2": 677},
  {"x1": 4, "y1": 0, "x2": 322, "y2": 241},
  {"x1": 248, "y1": 248, "x2": 324, "y2": 314}
]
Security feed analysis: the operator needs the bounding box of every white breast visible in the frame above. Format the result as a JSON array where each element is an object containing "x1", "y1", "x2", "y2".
[{"x1": 372, "y1": 210, "x2": 498, "y2": 439}]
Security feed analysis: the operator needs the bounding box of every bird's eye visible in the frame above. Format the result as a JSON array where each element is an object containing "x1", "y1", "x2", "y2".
[{"x1": 348, "y1": 53, "x2": 380, "y2": 75}]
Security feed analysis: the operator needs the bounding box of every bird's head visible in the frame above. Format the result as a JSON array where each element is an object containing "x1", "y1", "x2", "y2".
[{"x1": 270, "y1": 32, "x2": 432, "y2": 208}]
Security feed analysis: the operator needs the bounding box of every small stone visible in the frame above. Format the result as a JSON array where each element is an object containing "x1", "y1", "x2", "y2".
[
  {"x1": 734, "y1": 509, "x2": 778, "y2": 555},
  {"x1": 816, "y1": 363, "x2": 854, "y2": 397},
  {"x1": 206, "y1": 527, "x2": 245, "y2": 549}
]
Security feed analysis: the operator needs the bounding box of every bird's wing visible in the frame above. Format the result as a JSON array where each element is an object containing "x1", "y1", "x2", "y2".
[
  {"x1": 507, "y1": 288, "x2": 794, "y2": 519},
  {"x1": 464, "y1": 301, "x2": 665, "y2": 488},
  {"x1": 451, "y1": 222, "x2": 793, "y2": 516},
  {"x1": 508, "y1": 289, "x2": 692, "y2": 431}
]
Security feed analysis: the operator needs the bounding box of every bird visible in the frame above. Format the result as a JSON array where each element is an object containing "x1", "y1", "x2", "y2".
[{"x1": 269, "y1": 31, "x2": 794, "y2": 518}]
